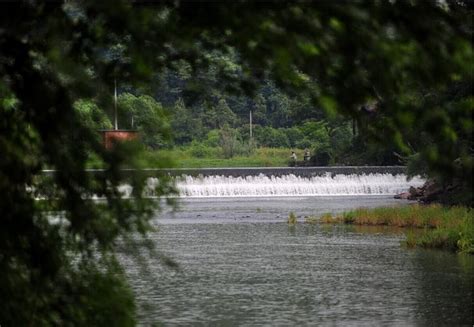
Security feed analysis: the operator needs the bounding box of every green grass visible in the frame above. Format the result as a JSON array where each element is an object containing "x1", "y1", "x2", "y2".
[
  {"x1": 307, "y1": 205, "x2": 474, "y2": 254},
  {"x1": 86, "y1": 145, "x2": 305, "y2": 168},
  {"x1": 157, "y1": 147, "x2": 303, "y2": 168}
]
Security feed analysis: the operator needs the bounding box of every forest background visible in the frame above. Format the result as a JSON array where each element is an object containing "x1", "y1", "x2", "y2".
[{"x1": 79, "y1": 53, "x2": 406, "y2": 168}]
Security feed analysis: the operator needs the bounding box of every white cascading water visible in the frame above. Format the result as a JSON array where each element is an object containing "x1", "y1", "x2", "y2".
[{"x1": 136, "y1": 173, "x2": 425, "y2": 198}]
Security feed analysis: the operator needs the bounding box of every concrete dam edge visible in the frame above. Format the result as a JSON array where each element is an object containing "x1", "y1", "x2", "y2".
[
  {"x1": 42, "y1": 166, "x2": 407, "y2": 177},
  {"x1": 161, "y1": 166, "x2": 407, "y2": 177}
]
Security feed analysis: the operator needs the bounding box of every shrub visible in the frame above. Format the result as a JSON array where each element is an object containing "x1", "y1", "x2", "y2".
[
  {"x1": 189, "y1": 142, "x2": 213, "y2": 158},
  {"x1": 219, "y1": 124, "x2": 241, "y2": 158},
  {"x1": 295, "y1": 138, "x2": 313, "y2": 149},
  {"x1": 342, "y1": 211, "x2": 356, "y2": 224},
  {"x1": 205, "y1": 129, "x2": 220, "y2": 147},
  {"x1": 284, "y1": 127, "x2": 304, "y2": 148},
  {"x1": 312, "y1": 149, "x2": 332, "y2": 166},
  {"x1": 254, "y1": 126, "x2": 291, "y2": 148}
]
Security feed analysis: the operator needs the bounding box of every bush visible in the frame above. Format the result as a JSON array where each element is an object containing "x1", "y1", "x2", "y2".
[
  {"x1": 254, "y1": 126, "x2": 290, "y2": 148},
  {"x1": 295, "y1": 138, "x2": 313, "y2": 149},
  {"x1": 205, "y1": 129, "x2": 220, "y2": 147},
  {"x1": 219, "y1": 124, "x2": 241, "y2": 158},
  {"x1": 189, "y1": 141, "x2": 213, "y2": 158},
  {"x1": 284, "y1": 127, "x2": 304, "y2": 148},
  {"x1": 311, "y1": 149, "x2": 332, "y2": 166}
]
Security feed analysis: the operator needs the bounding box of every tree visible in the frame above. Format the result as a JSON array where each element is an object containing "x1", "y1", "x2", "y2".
[
  {"x1": 1, "y1": 0, "x2": 472, "y2": 324},
  {"x1": 254, "y1": 126, "x2": 290, "y2": 148},
  {"x1": 147, "y1": 1, "x2": 471, "y2": 197},
  {"x1": 118, "y1": 93, "x2": 170, "y2": 149},
  {"x1": 170, "y1": 98, "x2": 202, "y2": 145},
  {"x1": 252, "y1": 93, "x2": 269, "y2": 126},
  {"x1": 0, "y1": 2, "x2": 176, "y2": 324},
  {"x1": 165, "y1": 1, "x2": 471, "y2": 195},
  {"x1": 219, "y1": 124, "x2": 241, "y2": 158},
  {"x1": 75, "y1": 99, "x2": 113, "y2": 131},
  {"x1": 215, "y1": 98, "x2": 238, "y2": 128}
]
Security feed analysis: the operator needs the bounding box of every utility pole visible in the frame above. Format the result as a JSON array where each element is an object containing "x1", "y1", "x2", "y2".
[
  {"x1": 249, "y1": 110, "x2": 253, "y2": 140},
  {"x1": 114, "y1": 79, "x2": 118, "y2": 130}
]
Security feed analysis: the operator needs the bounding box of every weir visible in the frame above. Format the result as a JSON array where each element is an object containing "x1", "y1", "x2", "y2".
[
  {"x1": 144, "y1": 173, "x2": 425, "y2": 198},
  {"x1": 42, "y1": 166, "x2": 407, "y2": 178},
  {"x1": 41, "y1": 167, "x2": 423, "y2": 198},
  {"x1": 159, "y1": 166, "x2": 407, "y2": 177}
]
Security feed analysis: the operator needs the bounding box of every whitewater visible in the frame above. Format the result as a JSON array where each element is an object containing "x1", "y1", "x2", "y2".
[{"x1": 138, "y1": 173, "x2": 425, "y2": 198}]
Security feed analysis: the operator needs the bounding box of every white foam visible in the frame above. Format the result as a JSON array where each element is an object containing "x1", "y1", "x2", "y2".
[{"x1": 145, "y1": 173, "x2": 424, "y2": 198}]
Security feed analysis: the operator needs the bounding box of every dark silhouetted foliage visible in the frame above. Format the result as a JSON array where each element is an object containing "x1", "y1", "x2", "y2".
[{"x1": 0, "y1": 0, "x2": 472, "y2": 324}]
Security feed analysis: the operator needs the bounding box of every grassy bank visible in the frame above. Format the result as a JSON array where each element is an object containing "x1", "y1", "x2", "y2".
[
  {"x1": 305, "y1": 205, "x2": 473, "y2": 254},
  {"x1": 156, "y1": 147, "x2": 303, "y2": 168},
  {"x1": 85, "y1": 146, "x2": 302, "y2": 169}
]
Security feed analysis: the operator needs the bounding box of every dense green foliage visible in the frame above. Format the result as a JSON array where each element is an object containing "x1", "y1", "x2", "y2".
[
  {"x1": 93, "y1": 86, "x2": 397, "y2": 166},
  {"x1": 0, "y1": 2, "x2": 175, "y2": 325},
  {"x1": 151, "y1": 63, "x2": 399, "y2": 166},
  {"x1": 91, "y1": 79, "x2": 374, "y2": 166},
  {"x1": 117, "y1": 93, "x2": 171, "y2": 149},
  {"x1": 0, "y1": 0, "x2": 472, "y2": 324}
]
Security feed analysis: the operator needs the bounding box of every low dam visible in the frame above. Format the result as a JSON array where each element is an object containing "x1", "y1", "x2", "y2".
[
  {"x1": 160, "y1": 166, "x2": 406, "y2": 177},
  {"x1": 41, "y1": 166, "x2": 423, "y2": 198},
  {"x1": 173, "y1": 173, "x2": 424, "y2": 197},
  {"x1": 42, "y1": 166, "x2": 407, "y2": 178}
]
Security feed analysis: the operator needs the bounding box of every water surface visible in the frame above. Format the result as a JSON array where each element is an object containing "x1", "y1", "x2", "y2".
[{"x1": 120, "y1": 196, "x2": 473, "y2": 326}]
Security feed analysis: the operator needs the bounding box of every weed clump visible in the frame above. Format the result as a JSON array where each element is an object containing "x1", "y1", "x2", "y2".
[
  {"x1": 312, "y1": 205, "x2": 473, "y2": 254},
  {"x1": 287, "y1": 212, "x2": 297, "y2": 225},
  {"x1": 304, "y1": 213, "x2": 343, "y2": 224},
  {"x1": 304, "y1": 215, "x2": 318, "y2": 224}
]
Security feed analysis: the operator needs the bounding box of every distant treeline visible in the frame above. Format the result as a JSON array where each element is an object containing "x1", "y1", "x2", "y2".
[{"x1": 77, "y1": 52, "x2": 401, "y2": 166}]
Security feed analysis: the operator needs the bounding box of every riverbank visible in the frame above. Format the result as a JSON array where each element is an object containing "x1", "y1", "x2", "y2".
[
  {"x1": 147, "y1": 147, "x2": 302, "y2": 168},
  {"x1": 305, "y1": 204, "x2": 473, "y2": 254}
]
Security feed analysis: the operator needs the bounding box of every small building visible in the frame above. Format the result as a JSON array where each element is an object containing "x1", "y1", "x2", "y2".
[{"x1": 99, "y1": 129, "x2": 138, "y2": 150}]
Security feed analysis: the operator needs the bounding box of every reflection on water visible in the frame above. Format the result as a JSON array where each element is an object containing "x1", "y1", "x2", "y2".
[
  {"x1": 118, "y1": 197, "x2": 473, "y2": 325},
  {"x1": 351, "y1": 225, "x2": 408, "y2": 235},
  {"x1": 410, "y1": 250, "x2": 474, "y2": 325}
]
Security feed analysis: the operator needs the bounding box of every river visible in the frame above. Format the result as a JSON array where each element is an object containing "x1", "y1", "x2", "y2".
[{"x1": 119, "y1": 195, "x2": 473, "y2": 326}]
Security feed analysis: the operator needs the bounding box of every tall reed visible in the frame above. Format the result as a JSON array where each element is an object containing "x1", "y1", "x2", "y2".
[{"x1": 310, "y1": 205, "x2": 473, "y2": 254}]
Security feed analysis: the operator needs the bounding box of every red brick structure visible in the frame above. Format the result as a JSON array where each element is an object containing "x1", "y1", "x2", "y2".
[{"x1": 100, "y1": 130, "x2": 138, "y2": 150}]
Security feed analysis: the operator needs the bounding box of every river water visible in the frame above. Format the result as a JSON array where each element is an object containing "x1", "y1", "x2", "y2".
[{"x1": 120, "y1": 196, "x2": 474, "y2": 326}]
